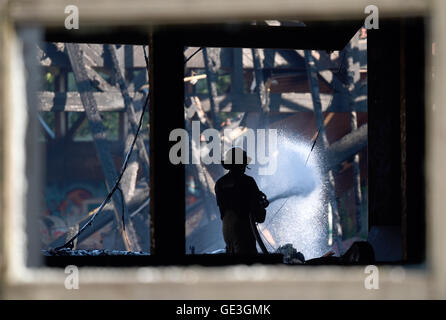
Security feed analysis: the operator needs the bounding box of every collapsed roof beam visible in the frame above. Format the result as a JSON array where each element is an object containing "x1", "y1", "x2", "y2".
[
  {"x1": 186, "y1": 92, "x2": 367, "y2": 112},
  {"x1": 106, "y1": 44, "x2": 151, "y2": 179},
  {"x1": 37, "y1": 91, "x2": 366, "y2": 112},
  {"x1": 37, "y1": 91, "x2": 145, "y2": 112},
  {"x1": 278, "y1": 49, "x2": 348, "y2": 94},
  {"x1": 66, "y1": 42, "x2": 141, "y2": 251}
]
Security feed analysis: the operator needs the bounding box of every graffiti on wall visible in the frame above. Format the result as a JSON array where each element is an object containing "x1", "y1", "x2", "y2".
[{"x1": 40, "y1": 182, "x2": 107, "y2": 248}]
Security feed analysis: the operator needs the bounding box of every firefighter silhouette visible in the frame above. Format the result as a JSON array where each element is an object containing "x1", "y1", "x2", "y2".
[{"x1": 215, "y1": 147, "x2": 266, "y2": 255}]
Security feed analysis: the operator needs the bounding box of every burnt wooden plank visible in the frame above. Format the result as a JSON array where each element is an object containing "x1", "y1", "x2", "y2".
[
  {"x1": 38, "y1": 90, "x2": 366, "y2": 113},
  {"x1": 326, "y1": 123, "x2": 368, "y2": 169},
  {"x1": 81, "y1": 43, "x2": 104, "y2": 67},
  {"x1": 202, "y1": 47, "x2": 220, "y2": 128},
  {"x1": 40, "y1": 44, "x2": 148, "y2": 68},
  {"x1": 85, "y1": 64, "x2": 116, "y2": 92},
  {"x1": 185, "y1": 92, "x2": 367, "y2": 113},
  {"x1": 251, "y1": 48, "x2": 269, "y2": 113},
  {"x1": 107, "y1": 44, "x2": 150, "y2": 180},
  {"x1": 304, "y1": 47, "x2": 343, "y2": 252},
  {"x1": 345, "y1": 31, "x2": 363, "y2": 233},
  {"x1": 279, "y1": 48, "x2": 348, "y2": 94},
  {"x1": 37, "y1": 91, "x2": 144, "y2": 112},
  {"x1": 66, "y1": 42, "x2": 140, "y2": 251}
]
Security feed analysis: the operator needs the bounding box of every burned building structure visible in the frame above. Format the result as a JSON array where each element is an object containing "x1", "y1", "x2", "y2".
[
  {"x1": 0, "y1": 0, "x2": 440, "y2": 300},
  {"x1": 33, "y1": 19, "x2": 421, "y2": 267}
]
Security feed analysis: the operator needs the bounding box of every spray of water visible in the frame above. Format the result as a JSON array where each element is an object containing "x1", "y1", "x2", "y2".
[{"x1": 254, "y1": 132, "x2": 329, "y2": 259}]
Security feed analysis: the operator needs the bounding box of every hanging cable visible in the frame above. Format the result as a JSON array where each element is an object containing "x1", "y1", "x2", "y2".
[
  {"x1": 305, "y1": 126, "x2": 321, "y2": 166},
  {"x1": 184, "y1": 47, "x2": 203, "y2": 64},
  {"x1": 54, "y1": 46, "x2": 150, "y2": 251}
]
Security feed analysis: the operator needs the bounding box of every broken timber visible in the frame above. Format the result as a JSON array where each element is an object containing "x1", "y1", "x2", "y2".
[
  {"x1": 107, "y1": 44, "x2": 150, "y2": 180},
  {"x1": 345, "y1": 31, "x2": 363, "y2": 233},
  {"x1": 304, "y1": 48, "x2": 344, "y2": 254},
  {"x1": 66, "y1": 43, "x2": 140, "y2": 252},
  {"x1": 185, "y1": 117, "x2": 218, "y2": 222},
  {"x1": 202, "y1": 47, "x2": 220, "y2": 129},
  {"x1": 37, "y1": 91, "x2": 366, "y2": 113},
  {"x1": 251, "y1": 48, "x2": 270, "y2": 114}
]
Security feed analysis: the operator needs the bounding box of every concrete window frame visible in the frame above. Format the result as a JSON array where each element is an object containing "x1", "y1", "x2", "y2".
[{"x1": 0, "y1": 0, "x2": 444, "y2": 299}]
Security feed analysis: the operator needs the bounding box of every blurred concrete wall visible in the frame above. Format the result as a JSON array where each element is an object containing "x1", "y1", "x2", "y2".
[{"x1": 1, "y1": 0, "x2": 445, "y2": 299}]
